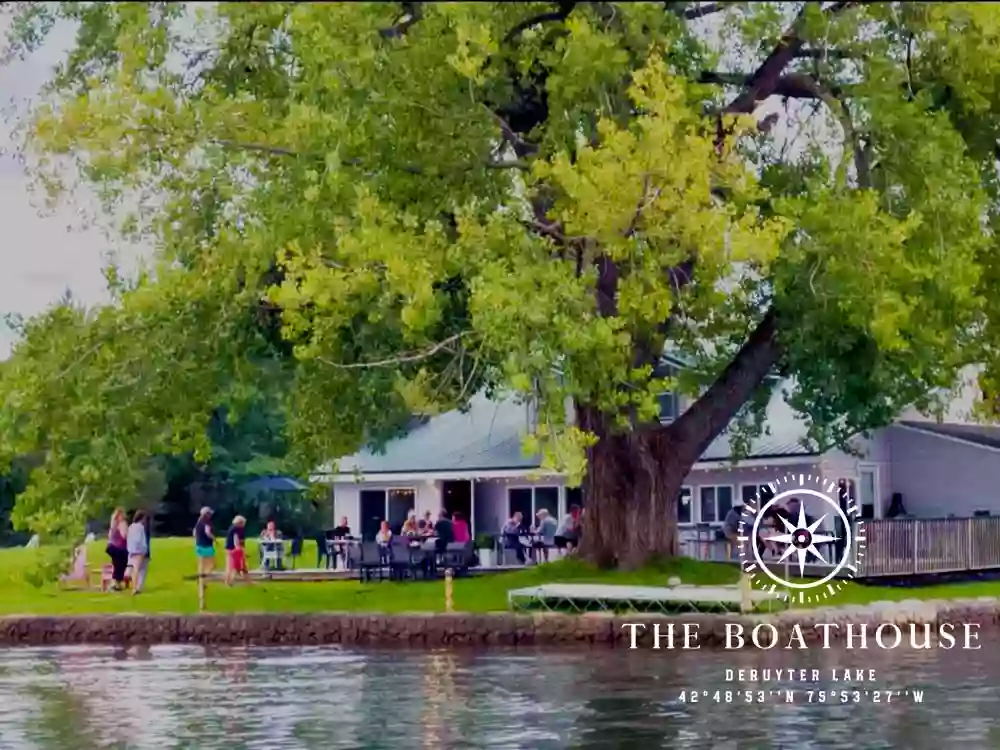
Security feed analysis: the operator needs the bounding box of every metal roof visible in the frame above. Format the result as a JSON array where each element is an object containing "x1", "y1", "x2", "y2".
[
  {"x1": 242, "y1": 476, "x2": 308, "y2": 493},
  {"x1": 325, "y1": 387, "x2": 818, "y2": 477},
  {"x1": 898, "y1": 421, "x2": 1000, "y2": 451}
]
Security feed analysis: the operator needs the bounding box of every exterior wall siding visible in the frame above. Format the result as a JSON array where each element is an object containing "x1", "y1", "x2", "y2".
[
  {"x1": 332, "y1": 431, "x2": 965, "y2": 539},
  {"x1": 885, "y1": 425, "x2": 1000, "y2": 518},
  {"x1": 820, "y1": 429, "x2": 892, "y2": 517},
  {"x1": 333, "y1": 463, "x2": 842, "y2": 540},
  {"x1": 680, "y1": 462, "x2": 823, "y2": 535}
]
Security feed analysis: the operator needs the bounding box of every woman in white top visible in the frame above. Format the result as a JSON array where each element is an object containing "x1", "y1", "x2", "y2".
[
  {"x1": 126, "y1": 510, "x2": 149, "y2": 594},
  {"x1": 375, "y1": 521, "x2": 393, "y2": 544}
]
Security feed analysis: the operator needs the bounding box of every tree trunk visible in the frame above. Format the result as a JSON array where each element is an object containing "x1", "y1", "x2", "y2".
[
  {"x1": 577, "y1": 407, "x2": 685, "y2": 568},
  {"x1": 579, "y1": 309, "x2": 783, "y2": 568}
]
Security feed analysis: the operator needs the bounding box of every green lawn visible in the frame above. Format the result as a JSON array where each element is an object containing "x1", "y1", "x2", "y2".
[{"x1": 0, "y1": 537, "x2": 996, "y2": 616}]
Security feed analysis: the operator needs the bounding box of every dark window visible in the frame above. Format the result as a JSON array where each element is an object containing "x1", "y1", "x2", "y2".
[
  {"x1": 654, "y1": 364, "x2": 679, "y2": 422},
  {"x1": 387, "y1": 489, "x2": 414, "y2": 532},
  {"x1": 359, "y1": 490, "x2": 386, "y2": 541},
  {"x1": 534, "y1": 486, "x2": 560, "y2": 518},
  {"x1": 657, "y1": 392, "x2": 677, "y2": 421},
  {"x1": 508, "y1": 488, "x2": 533, "y2": 523},
  {"x1": 717, "y1": 486, "x2": 733, "y2": 520},
  {"x1": 741, "y1": 484, "x2": 774, "y2": 506},
  {"x1": 700, "y1": 487, "x2": 717, "y2": 523},
  {"x1": 678, "y1": 487, "x2": 692, "y2": 524},
  {"x1": 565, "y1": 486, "x2": 584, "y2": 510},
  {"x1": 700, "y1": 486, "x2": 733, "y2": 523}
]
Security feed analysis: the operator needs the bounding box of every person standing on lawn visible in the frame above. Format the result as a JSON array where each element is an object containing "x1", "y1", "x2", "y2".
[
  {"x1": 106, "y1": 508, "x2": 129, "y2": 591},
  {"x1": 225, "y1": 515, "x2": 249, "y2": 586},
  {"x1": 126, "y1": 510, "x2": 149, "y2": 595},
  {"x1": 193, "y1": 507, "x2": 216, "y2": 579}
]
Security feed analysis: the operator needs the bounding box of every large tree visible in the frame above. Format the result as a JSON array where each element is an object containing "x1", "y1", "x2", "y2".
[{"x1": 2, "y1": 2, "x2": 999, "y2": 565}]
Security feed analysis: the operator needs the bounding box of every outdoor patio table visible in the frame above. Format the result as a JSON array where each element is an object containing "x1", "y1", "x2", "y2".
[
  {"x1": 327, "y1": 538, "x2": 358, "y2": 570},
  {"x1": 259, "y1": 539, "x2": 286, "y2": 569},
  {"x1": 325, "y1": 539, "x2": 345, "y2": 569}
]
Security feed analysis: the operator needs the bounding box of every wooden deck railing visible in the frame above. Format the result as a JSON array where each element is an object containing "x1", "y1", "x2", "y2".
[
  {"x1": 859, "y1": 516, "x2": 1000, "y2": 577},
  {"x1": 680, "y1": 517, "x2": 1000, "y2": 578}
]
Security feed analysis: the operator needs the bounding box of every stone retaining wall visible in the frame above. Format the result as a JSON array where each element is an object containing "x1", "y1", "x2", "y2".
[{"x1": 1, "y1": 598, "x2": 998, "y2": 648}]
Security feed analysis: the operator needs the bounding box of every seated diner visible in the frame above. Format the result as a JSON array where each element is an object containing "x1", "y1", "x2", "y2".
[
  {"x1": 259, "y1": 520, "x2": 284, "y2": 570},
  {"x1": 502, "y1": 512, "x2": 526, "y2": 564},
  {"x1": 555, "y1": 504, "x2": 581, "y2": 553},
  {"x1": 434, "y1": 509, "x2": 453, "y2": 552},
  {"x1": 532, "y1": 509, "x2": 558, "y2": 562}
]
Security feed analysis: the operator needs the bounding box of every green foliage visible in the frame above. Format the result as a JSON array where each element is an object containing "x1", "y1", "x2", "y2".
[
  {"x1": 20, "y1": 544, "x2": 72, "y2": 589},
  {"x1": 3, "y1": 2, "x2": 1000, "y2": 531},
  {"x1": 0, "y1": 458, "x2": 31, "y2": 545}
]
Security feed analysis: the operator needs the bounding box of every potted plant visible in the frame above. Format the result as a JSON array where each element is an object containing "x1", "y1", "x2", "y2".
[{"x1": 475, "y1": 532, "x2": 495, "y2": 567}]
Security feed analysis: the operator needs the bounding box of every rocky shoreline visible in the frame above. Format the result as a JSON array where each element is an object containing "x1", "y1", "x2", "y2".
[{"x1": 0, "y1": 598, "x2": 997, "y2": 648}]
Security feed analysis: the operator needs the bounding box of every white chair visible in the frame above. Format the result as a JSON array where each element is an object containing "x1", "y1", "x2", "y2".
[{"x1": 260, "y1": 540, "x2": 284, "y2": 570}]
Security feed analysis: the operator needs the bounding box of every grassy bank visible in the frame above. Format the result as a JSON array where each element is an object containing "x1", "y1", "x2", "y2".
[{"x1": 0, "y1": 537, "x2": 997, "y2": 616}]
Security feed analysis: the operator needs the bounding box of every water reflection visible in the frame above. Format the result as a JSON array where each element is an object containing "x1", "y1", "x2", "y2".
[{"x1": 0, "y1": 641, "x2": 998, "y2": 748}]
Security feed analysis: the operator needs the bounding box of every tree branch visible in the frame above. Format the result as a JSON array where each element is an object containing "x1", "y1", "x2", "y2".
[
  {"x1": 145, "y1": 134, "x2": 528, "y2": 174},
  {"x1": 663, "y1": 307, "x2": 783, "y2": 463},
  {"x1": 379, "y1": 2, "x2": 423, "y2": 39},
  {"x1": 722, "y1": 1, "x2": 855, "y2": 117},
  {"x1": 317, "y1": 333, "x2": 467, "y2": 369},
  {"x1": 700, "y1": 70, "x2": 843, "y2": 100},
  {"x1": 488, "y1": 110, "x2": 540, "y2": 157},
  {"x1": 809, "y1": 78, "x2": 871, "y2": 189},
  {"x1": 623, "y1": 175, "x2": 660, "y2": 238},
  {"x1": 504, "y1": 2, "x2": 577, "y2": 43},
  {"x1": 793, "y1": 47, "x2": 859, "y2": 60},
  {"x1": 672, "y1": 2, "x2": 730, "y2": 21}
]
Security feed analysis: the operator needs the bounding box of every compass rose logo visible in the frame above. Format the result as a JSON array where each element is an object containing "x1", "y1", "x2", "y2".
[{"x1": 737, "y1": 474, "x2": 865, "y2": 603}]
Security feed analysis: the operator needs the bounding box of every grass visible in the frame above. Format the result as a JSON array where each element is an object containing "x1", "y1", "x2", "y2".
[{"x1": 0, "y1": 537, "x2": 997, "y2": 616}]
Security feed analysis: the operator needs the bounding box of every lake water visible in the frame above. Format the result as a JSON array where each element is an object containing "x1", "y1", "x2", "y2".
[{"x1": 1, "y1": 640, "x2": 999, "y2": 749}]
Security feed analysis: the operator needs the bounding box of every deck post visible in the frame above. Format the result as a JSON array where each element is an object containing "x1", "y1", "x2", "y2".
[
  {"x1": 739, "y1": 571, "x2": 753, "y2": 614},
  {"x1": 444, "y1": 568, "x2": 454, "y2": 612},
  {"x1": 911, "y1": 521, "x2": 919, "y2": 575}
]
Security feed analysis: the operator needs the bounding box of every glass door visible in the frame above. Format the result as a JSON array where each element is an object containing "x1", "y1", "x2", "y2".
[{"x1": 859, "y1": 466, "x2": 879, "y2": 520}]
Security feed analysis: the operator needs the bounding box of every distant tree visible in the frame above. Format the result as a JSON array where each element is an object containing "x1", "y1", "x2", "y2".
[
  {"x1": 2, "y1": 3, "x2": 1000, "y2": 566},
  {"x1": 0, "y1": 458, "x2": 30, "y2": 546}
]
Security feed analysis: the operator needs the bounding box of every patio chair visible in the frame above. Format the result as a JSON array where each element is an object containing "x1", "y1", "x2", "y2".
[
  {"x1": 289, "y1": 536, "x2": 303, "y2": 569},
  {"x1": 98, "y1": 564, "x2": 133, "y2": 592},
  {"x1": 333, "y1": 538, "x2": 355, "y2": 570},
  {"x1": 389, "y1": 543, "x2": 418, "y2": 581},
  {"x1": 347, "y1": 542, "x2": 362, "y2": 571},
  {"x1": 356, "y1": 542, "x2": 385, "y2": 583},
  {"x1": 260, "y1": 540, "x2": 285, "y2": 571},
  {"x1": 441, "y1": 542, "x2": 474, "y2": 575},
  {"x1": 315, "y1": 532, "x2": 331, "y2": 568},
  {"x1": 501, "y1": 532, "x2": 528, "y2": 565},
  {"x1": 59, "y1": 546, "x2": 91, "y2": 589}
]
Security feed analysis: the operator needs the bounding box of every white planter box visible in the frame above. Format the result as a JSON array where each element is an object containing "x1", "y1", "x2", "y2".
[{"x1": 478, "y1": 548, "x2": 493, "y2": 568}]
